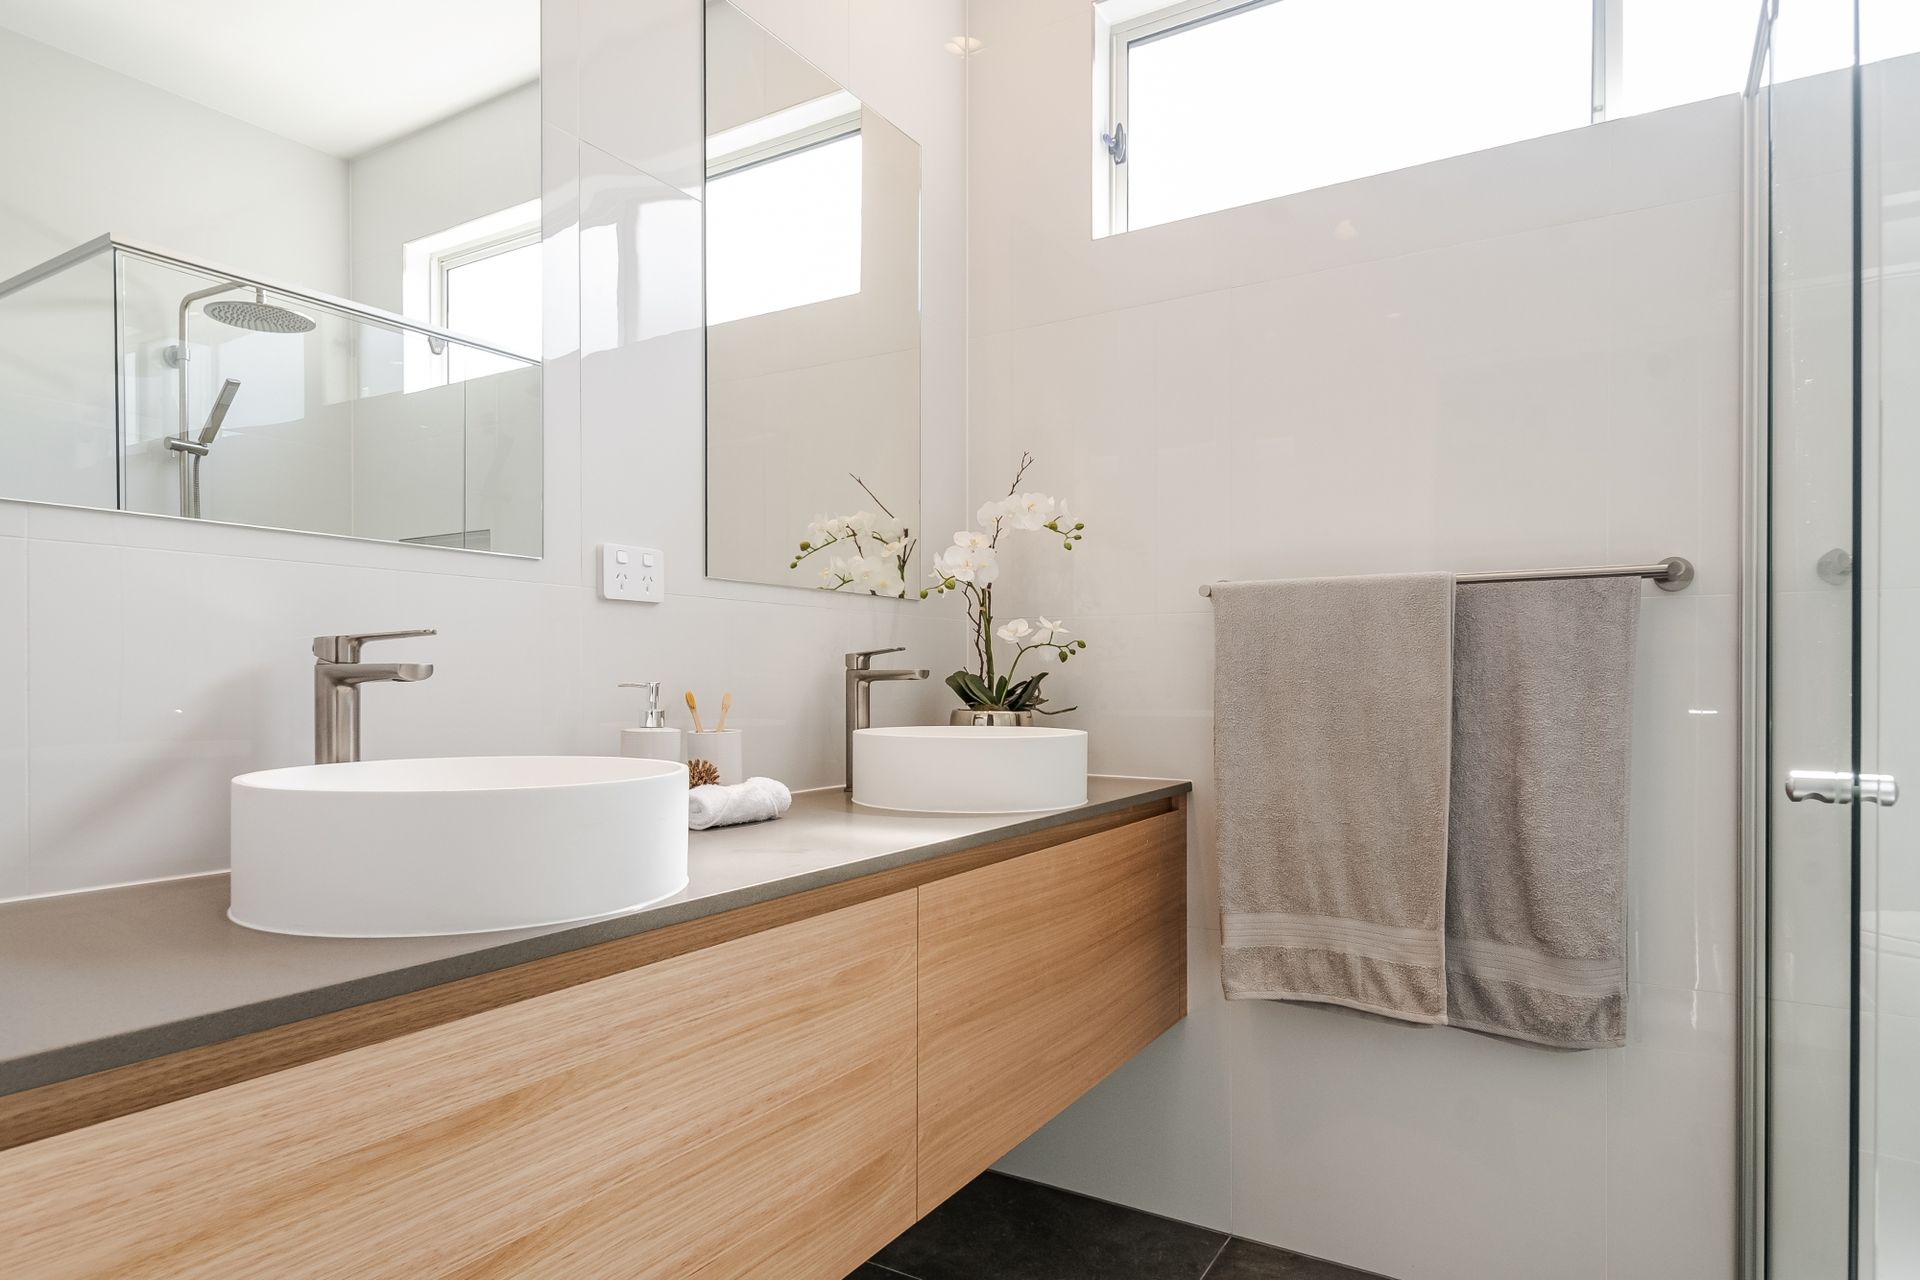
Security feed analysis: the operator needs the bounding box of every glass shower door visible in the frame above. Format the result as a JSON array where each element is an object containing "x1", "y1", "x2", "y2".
[{"x1": 1763, "y1": 3, "x2": 1920, "y2": 1276}]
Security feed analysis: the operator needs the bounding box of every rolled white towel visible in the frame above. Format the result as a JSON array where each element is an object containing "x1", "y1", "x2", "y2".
[{"x1": 688, "y1": 776, "x2": 793, "y2": 831}]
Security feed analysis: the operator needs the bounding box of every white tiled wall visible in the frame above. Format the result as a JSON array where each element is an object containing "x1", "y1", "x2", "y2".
[
  {"x1": 0, "y1": 0, "x2": 970, "y2": 902},
  {"x1": 967, "y1": 5, "x2": 1744, "y2": 1276}
]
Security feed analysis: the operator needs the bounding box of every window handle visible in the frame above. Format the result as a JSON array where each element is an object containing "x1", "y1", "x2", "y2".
[{"x1": 1102, "y1": 122, "x2": 1128, "y2": 165}]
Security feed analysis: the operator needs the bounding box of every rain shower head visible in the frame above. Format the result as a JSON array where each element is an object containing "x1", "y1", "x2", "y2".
[{"x1": 202, "y1": 289, "x2": 315, "y2": 334}]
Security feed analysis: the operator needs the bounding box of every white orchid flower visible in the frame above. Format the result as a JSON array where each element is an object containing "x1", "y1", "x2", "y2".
[
  {"x1": 845, "y1": 510, "x2": 877, "y2": 539},
  {"x1": 1003, "y1": 492, "x2": 1057, "y2": 531},
  {"x1": 952, "y1": 529, "x2": 992, "y2": 552},
  {"x1": 1037, "y1": 617, "x2": 1069, "y2": 641},
  {"x1": 996, "y1": 618, "x2": 1034, "y2": 643},
  {"x1": 937, "y1": 543, "x2": 998, "y2": 585},
  {"x1": 848, "y1": 555, "x2": 905, "y2": 597},
  {"x1": 977, "y1": 496, "x2": 1015, "y2": 527},
  {"x1": 808, "y1": 514, "x2": 848, "y2": 542}
]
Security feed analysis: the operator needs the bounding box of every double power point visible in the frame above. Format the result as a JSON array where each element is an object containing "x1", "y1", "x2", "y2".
[{"x1": 600, "y1": 544, "x2": 664, "y2": 603}]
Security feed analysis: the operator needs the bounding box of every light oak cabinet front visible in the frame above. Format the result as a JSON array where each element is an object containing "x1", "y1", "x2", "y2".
[
  {"x1": 0, "y1": 894, "x2": 920, "y2": 1280},
  {"x1": 916, "y1": 807, "x2": 1188, "y2": 1211},
  {"x1": 0, "y1": 803, "x2": 1186, "y2": 1279}
]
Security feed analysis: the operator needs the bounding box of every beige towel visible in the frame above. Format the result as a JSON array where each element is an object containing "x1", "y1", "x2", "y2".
[
  {"x1": 1213, "y1": 573, "x2": 1456, "y2": 1022},
  {"x1": 1445, "y1": 578, "x2": 1639, "y2": 1048}
]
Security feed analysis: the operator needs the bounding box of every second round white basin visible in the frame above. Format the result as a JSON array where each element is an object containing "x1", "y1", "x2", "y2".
[
  {"x1": 230, "y1": 756, "x2": 689, "y2": 938},
  {"x1": 852, "y1": 726, "x2": 1088, "y2": 814}
]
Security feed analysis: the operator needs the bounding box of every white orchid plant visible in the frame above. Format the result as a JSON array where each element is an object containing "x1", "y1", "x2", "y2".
[
  {"x1": 925, "y1": 453, "x2": 1088, "y2": 716},
  {"x1": 789, "y1": 474, "x2": 917, "y2": 598}
]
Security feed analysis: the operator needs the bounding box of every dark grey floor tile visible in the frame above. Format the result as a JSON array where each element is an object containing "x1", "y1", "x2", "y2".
[
  {"x1": 844, "y1": 1266, "x2": 910, "y2": 1280},
  {"x1": 872, "y1": 1173, "x2": 1229, "y2": 1280},
  {"x1": 1201, "y1": 1237, "x2": 1390, "y2": 1280}
]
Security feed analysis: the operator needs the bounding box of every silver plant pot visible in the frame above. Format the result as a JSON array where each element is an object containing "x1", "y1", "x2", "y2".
[{"x1": 948, "y1": 708, "x2": 1035, "y2": 727}]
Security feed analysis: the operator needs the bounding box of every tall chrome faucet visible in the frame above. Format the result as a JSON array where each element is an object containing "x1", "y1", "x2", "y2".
[
  {"x1": 313, "y1": 630, "x2": 436, "y2": 764},
  {"x1": 845, "y1": 647, "x2": 928, "y2": 792}
]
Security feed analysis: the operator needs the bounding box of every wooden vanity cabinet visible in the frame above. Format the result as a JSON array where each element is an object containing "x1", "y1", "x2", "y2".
[
  {"x1": 916, "y1": 805, "x2": 1188, "y2": 1212},
  {"x1": 0, "y1": 798, "x2": 1186, "y2": 1279}
]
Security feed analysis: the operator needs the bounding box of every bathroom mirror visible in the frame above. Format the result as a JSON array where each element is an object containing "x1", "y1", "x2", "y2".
[
  {"x1": 0, "y1": 2, "x2": 544, "y2": 556},
  {"x1": 704, "y1": 0, "x2": 923, "y2": 596}
]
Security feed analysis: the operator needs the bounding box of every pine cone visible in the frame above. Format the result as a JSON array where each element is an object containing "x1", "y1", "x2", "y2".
[{"x1": 688, "y1": 758, "x2": 720, "y2": 788}]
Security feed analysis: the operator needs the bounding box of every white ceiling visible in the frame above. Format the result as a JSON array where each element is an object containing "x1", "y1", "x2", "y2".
[{"x1": 0, "y1": 0, "x2": 538, "y2": 158}]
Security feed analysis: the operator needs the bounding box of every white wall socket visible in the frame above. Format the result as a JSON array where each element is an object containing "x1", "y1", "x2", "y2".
[{"x1": 600, "y1": 544, "x2": 664, "y2": 603}]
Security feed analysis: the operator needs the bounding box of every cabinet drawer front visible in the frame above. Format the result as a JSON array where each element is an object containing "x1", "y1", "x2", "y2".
[
  {"x1": 0, "y1": 893, "x2": 919, "y2": 1280},
  {"x1": 916, "y1": 809, "x2": 1187, "y2": 1212}
]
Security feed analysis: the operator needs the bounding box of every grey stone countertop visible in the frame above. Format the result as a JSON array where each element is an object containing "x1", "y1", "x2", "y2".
[{"x1": 0, "y1": 777, "x2": 1189, "y2": 1097}]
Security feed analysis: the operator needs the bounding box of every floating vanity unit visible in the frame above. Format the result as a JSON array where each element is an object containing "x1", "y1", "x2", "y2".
[{"x1": 0, "y1": 778, "x2": 1189, "y2": 1279}]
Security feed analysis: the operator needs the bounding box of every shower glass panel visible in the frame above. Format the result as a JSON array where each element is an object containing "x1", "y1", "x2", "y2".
[
  {"x1": 1759, "y1": 2, "x2": 1920, "y2": 1276},
  {"x1": 0, "y1": 238, "x2": 542, "y2": 555},
  {"x1": 0, "y1": 244, "x2": 118, "y2": 509}
]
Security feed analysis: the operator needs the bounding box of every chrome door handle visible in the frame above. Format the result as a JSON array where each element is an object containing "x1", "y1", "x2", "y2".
[{"x1": 1785, "y1": 770, "x2": 1900, "y2": 806}]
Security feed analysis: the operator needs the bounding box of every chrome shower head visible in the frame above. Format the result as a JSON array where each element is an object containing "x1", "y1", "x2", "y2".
[{"x1": 202, "y1": 289, "x2": 315, "y2": 334}]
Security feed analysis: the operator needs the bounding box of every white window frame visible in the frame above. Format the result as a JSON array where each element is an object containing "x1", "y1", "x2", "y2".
[
  {"x1": 707, "y1": 96, "x2": 863, "y2": 182},
  {"x1": 400, "y1": 199, "x2": 542, "y2": 390},
  {"x1": 1094, "y1": 0, "x2": 1633, "y2": 237},
  {"x1": 429, "y1": 225, "x2": 541, "y2": 342}
]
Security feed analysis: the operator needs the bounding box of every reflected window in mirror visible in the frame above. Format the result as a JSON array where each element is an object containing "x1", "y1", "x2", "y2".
[
  {"x1": 707, "y1": 94, "x2": 864, "y2": 326},
  {"x1": 405, "y1": 200, "x2": 544, "y2": 388}
]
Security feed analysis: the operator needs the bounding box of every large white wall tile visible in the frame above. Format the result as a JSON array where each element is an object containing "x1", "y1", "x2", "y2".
[
  {"x1": 1605, "y1": 985, "x2": 1738, "y2": 1279},
  {"x1": 1229, "y1": 997, "x2": 1611, "y2": 1280}
]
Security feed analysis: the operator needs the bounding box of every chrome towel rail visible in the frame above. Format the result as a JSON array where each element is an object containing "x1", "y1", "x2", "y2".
[{"x1": 1197, "y1": 556, "x2": 1695, "y2": 597}]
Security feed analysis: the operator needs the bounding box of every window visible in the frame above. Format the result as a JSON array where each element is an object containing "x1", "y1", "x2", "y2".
[
  {"x1": 706, "y1": 93, "x2": 863, "y2": 326},
  {"x1": 1097, "y1": 0, "x2": 1920, "y2": 236},
  {"x1": 401, "y1": 199, "x2": 541, "y2": 388},
  {"x1": 438, "y1": 233, "x2": 541, "y2": 382},
  {"x1": 1101, "y1": 0, "x2": 1590, "y2": 234}
]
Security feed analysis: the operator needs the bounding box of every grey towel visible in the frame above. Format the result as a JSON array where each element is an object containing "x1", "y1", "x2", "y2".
[
  {"x1": 1214, "y1": 573, "x2": 1456, "y2": 1023},
  {"x1": 1445, "y1": 578, "x2": 1639, "y2": 1048}
]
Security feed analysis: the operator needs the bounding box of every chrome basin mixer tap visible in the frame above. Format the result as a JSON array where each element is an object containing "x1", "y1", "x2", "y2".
[
  {"x1": 313, "y1": 630, "x2": 436, "y2": 764},
  {"x1": 844, "y1": 647, "x2": 928, "y2": 792}
]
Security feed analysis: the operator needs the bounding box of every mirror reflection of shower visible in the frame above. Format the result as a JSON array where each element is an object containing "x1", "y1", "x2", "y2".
[
  {"x1": 165, "y1": 283, "x2": 314, "y2": 517},
  {"x1": 163, "y1": 378, "x2": 241, "y2": 519}
]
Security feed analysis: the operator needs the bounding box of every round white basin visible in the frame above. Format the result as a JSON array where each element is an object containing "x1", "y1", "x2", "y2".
[
  {"x1": 851, "y1": 726, "x2": 1088, "y2": 814},
  {"x1": 230, "y1": 756, "x2": 689, "y2": 938}
]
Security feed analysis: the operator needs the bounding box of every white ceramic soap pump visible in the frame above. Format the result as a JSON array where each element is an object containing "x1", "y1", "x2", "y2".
[{"x1": 618, "y1": 681, "x2": 684, "y2": 763}]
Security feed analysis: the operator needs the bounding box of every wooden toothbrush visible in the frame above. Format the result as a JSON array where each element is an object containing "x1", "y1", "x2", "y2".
[
  {"x1": 685, "y1": 690, "x2": 706, "y2": 733},
  {"x1": 715, "y1": 693, "x2": 733, "y2": 733}
]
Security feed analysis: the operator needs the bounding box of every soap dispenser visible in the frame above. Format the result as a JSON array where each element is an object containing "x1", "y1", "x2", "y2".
[{"x1": 617, "y1": 682, "x2": 684, "y2": 763}]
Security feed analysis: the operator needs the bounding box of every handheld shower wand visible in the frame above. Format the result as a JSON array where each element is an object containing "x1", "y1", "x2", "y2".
[{"x1": 165, "y1": 378, "x2": 241, "y2": 518}]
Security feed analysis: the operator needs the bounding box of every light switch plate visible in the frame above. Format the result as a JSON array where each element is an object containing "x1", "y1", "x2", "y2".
[{"x1": 600, "y1": 544, "x2": 664, "y2": 603}]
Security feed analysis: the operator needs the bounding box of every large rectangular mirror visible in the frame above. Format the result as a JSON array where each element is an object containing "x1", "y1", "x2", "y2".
[
  {"x1": 704, "y1": 0, "x2": 923, "y2": 596},
  {"x1": 0, "y1": 3, "x2": 543, "y2": 556}
]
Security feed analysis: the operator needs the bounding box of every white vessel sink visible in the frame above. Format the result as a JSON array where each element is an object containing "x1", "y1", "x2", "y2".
[
  {"x1": 852, "y1": 726, "x2": 1088, "y2": 814},
  {"x1": 229, "y1": 756, "x2": 689, "y2": 938}
]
